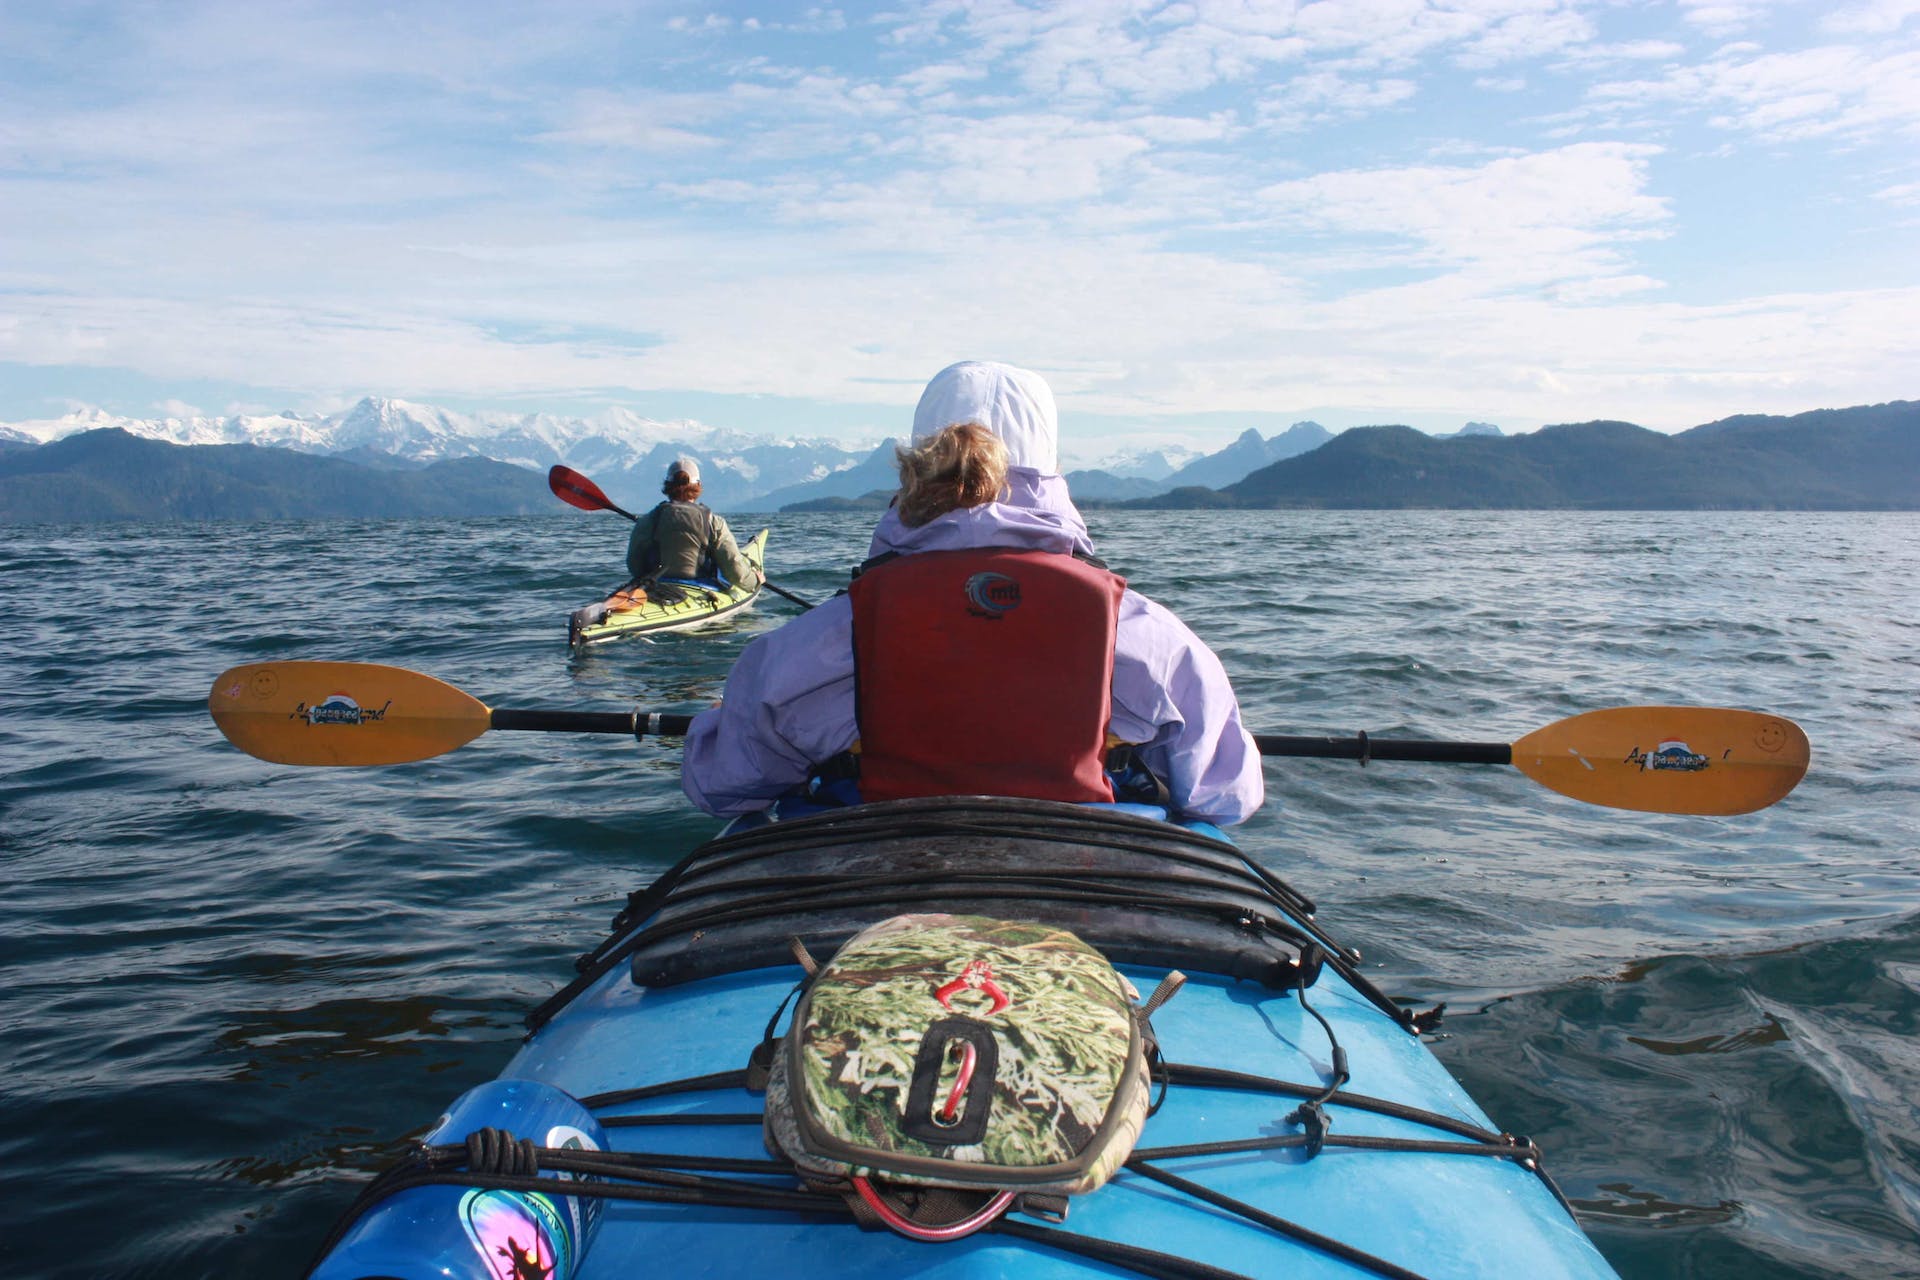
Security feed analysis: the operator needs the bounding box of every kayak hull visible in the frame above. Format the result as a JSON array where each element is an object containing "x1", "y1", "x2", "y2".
[
  {"x1": 311, "y1": 802, "x2": 1620, "y2": 1280},
  {"x1": 570, "y1": 528, "x2": 768, "y2": 647}
]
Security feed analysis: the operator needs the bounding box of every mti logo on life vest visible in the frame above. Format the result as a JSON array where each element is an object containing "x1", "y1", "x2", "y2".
[{"x1": 964, "y1": 572, "x2": 1021, "y2": 617}]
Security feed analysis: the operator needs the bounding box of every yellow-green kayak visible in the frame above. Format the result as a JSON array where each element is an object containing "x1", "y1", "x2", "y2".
[{"x1": 569, "y1": 528, "x2": 768, "y2": 648}]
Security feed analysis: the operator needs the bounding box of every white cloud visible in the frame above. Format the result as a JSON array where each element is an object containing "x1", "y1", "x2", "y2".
[
  {"x1": 1820, "y1": 0, "x2": 1920, "y2": 35},
  {"x1": 1256, "y1": 71, "x2": 1419, "y2": 131},
  {"x1": 1677, "y1": 1, "x2": 1775, "y2": 39},
  {"x1": 1255, "y1": 143, "x2": 1670, "y2": 289},
  {"x1": 1592, "y1": 45, "x2": 1920, "y2": 143},
  {"x1": 3, "y1": 0, "x2": 1917, "y2": 439}
]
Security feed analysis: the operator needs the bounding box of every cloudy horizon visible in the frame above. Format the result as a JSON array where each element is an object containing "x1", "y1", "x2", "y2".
[{"x1": 4, "y1": 0, "x2": 1917, "y2": 455}]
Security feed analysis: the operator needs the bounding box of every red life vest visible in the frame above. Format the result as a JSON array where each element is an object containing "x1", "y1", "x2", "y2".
[{"x1": 848, "y1": 548, "x2": 1126, "y2": 804}]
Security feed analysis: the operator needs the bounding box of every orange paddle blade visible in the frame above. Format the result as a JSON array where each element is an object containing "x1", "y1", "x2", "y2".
[
  {"x1": 1512, "y1": 706, "x2": 1809, "y2": 815},
  {"x1": 209, "y1": 661, "x2": 491, "y2": 766}
]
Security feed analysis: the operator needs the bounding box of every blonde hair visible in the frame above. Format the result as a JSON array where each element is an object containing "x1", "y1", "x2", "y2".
[{"x1": 895, "y1": 422, "x2": 1009, "y2": 527}]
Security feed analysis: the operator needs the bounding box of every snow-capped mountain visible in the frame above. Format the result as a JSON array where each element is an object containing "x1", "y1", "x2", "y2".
[
  {"x1": 2, "y1": 397, "x2": 873, "y2": 511},
  {"x1": 1069, "y1": 443, "x2": 1208, "y2": 481},
  {"x1": 3, "y1": 398, "x2": 1360, "y2": 512}
]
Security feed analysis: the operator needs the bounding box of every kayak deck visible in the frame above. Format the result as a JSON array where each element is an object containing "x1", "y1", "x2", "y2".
[
  {"x1": 570, "y1": 527, "x2": 768, "y2": 647},
  {"x1": 499, "y1": 799, "x2": 1618, "y2": 1279}
]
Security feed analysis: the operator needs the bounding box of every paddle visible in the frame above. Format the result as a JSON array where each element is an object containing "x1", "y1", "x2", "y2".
[
  {"x1": 547, "y1": 464, "x2": 816, "y2": 611},
  {"x1": 209, "y1": 661, "x2": 1809, "y2": 815}
]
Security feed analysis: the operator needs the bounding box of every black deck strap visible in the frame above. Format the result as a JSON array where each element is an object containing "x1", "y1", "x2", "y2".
[
  {"x1": 580, "y1": 1068, "x2": 749, "y2": 1110},
  {"x1": 1161, "y1": 1064, "x2": 1505, "y2": 1144},
  {"x1": 1128, "y1": 1161, "x2": 1433, "y2": 1280},
  {"x1": 559, "y1": 843, "x2": 719, "y2": 973},
  {"x1": 530, "y1": 847, "x2": 724, "y2": 1028},
  {"x1": 1156, "y1": 1062, "x2": 1580, "y2": 1224},
  {"x1": 545, "y1": 859, "x2": 1297, "y2": 1034},
  {"x1": 597, "y1": 1113, "x2": 766, "y2": 1128},
  {"x1": 987, "y1": 1218, "x2": 1256, "y2": 1280},
  {"x1": 310, "y1": 1149, "x2": 1268, "y2": 1280},
  {"x1": 298, "y1": 1144, "x2": 832, "y2": 1277},
  {"x1": 746, "y1": 977, "x2": 806, "y2": 1090},
  {"x1": 612, "y1": 879, "x2": 1297, "y2": 971},
  {"x1": 1357, "y1": 729, "x2": 1371, "y2": 767},
  {"x1": 1133, "y1": 1133, "x2": 1544, "y2": 1161},
  {"x1": 534, "y1": 798, "x2": 1417, "y2": 1042},
  {"x1": 577, "y1": 1149, "x2": 792, "y2": 1175},
  {"x1": 307, "y1": 1103, "x2": 1530, "y2": 1280}
]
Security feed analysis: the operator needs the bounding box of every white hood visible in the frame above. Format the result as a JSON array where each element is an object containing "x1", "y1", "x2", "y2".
[{"x1": 911, "y1": 361, "x2": 1059, "y2": 476}]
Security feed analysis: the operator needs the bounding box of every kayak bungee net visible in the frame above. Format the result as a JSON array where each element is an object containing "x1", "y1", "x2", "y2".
[
  {"x1": 304, "y1": 798, "x2": 1621, "y2": 1280},
  {"x1": 568, "y1": 528, "x2": 769, "y2": 649}
]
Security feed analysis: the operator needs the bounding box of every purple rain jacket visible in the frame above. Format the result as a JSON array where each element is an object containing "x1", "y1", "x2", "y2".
[{"x1": 681, "y1": 469, "x2": 1265, "y2": 825}]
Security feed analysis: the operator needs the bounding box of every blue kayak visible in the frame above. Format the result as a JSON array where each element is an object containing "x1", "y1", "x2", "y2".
[{"x1": 309, "y1": 798, "x2": 1620, "y2": 1280}]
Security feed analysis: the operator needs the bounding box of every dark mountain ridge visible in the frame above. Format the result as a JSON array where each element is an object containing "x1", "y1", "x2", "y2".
[
  {"x1": 6, "y1": 400, "x2": 1914, "y2": 520},
  {"x1": 0, "y1": 429, "x2": 554, "y2": 522},
  {"x1": 1134, "y1": 401, "x2": 1918, "y2": 510}
]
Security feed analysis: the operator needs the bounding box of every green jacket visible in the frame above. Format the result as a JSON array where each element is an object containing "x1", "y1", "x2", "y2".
[{"x1": 626, "y1": 500, "x2": 759, "y2": 588}]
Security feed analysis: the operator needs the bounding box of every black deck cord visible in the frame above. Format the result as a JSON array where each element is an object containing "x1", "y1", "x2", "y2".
[
  {"x1": 580, "y1": 1069, "x2": 1564, "y2": 1229},
  {"x1": 1126, "y1": 1161, "x2": 1432, "y2": 1280},
  {"x1": 571, "y1": 807, "x2": 1418, "y2": 1036},
  {"x1": 526, "y1": 878, "x2": 1296, "y2": 1034},
  {"x1": 607, "y1": 873, "x2": 1292, "y2": 950},
  {"x1": 580, "y1": 1069, "x2": 1543, "y2": 1167},
  {"x1": 638, "y1": 861, "x2": 1279, "y2": 914},
  {"x1": 538, "y1": 811, "x2": 1323, "y2": 1015},
  {"x1": 306, "y1": 1063, "x2": 1553, "y2": 1280},
  {"x1": 302, "y1": 1153, "x2": 1265, "y2": 1280},
  {"x1": 571, "y1": 865, "x2": 1416, "y2": 1045},
  {"x1": 1159, "y1": 1062, "x2": 1576, "y2": 1219},
  {"x1": 680, "y1": 812, "x2": 1326, "y2": 923},
  {"x1": 1287, "y1": 945, "x2": 1351, "y2": 1158}
]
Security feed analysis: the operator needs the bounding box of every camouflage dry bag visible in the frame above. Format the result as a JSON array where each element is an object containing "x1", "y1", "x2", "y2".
[{"x1": 761, "y1": 913, "x2": 1181, "y2": 1240}]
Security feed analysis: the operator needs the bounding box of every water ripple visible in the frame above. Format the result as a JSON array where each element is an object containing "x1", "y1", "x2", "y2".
[{"x1": 2, "y1": 509, "x2": 1916, "y2": 1277}]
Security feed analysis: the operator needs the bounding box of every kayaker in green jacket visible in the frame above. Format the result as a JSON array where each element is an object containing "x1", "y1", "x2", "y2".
[{"x1": 625, "y1": 458, "x2": 761, "y2": 594}]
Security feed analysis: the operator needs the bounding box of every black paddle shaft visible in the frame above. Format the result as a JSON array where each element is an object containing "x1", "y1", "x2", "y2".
[
  {"x1": 1253, "y1": 733, "x2": 1512, "y2": 766},
  {"x1": 490, "y1": 709, "x2": 695, "y2": 738},
  {"x1": 489, "y1": 712, "x2": 1510, "y2": 760}
]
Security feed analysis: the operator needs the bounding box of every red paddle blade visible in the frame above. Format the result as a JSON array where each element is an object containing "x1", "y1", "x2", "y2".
[{"x1": 548, "y1": 465, "x2": 617, "y2": 513}]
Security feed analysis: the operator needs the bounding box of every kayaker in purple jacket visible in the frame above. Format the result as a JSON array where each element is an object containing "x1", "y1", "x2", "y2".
[{"x1": 681, "y1": 361, "x2": 1264, "y2": 825}]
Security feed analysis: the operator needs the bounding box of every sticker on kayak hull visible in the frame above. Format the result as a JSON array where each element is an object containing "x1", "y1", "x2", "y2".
[{"x1": 459, "y1": 1187, "x2": 572, "y2": 1280}]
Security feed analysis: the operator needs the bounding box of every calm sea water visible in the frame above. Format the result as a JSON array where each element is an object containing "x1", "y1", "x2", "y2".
[{"x1": 2, "y1": 510, "x2": 1917, "y2": 1278}]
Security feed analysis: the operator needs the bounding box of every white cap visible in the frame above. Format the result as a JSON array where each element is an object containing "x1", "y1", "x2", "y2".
[
  {"x1": 911, "y1": 361, "x2": 1059, "y2": 476},
  {"x1": 665, "y1": 457, "x2": 700, "y2": 484}
]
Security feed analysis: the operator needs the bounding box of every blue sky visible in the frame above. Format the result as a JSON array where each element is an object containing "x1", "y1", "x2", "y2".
[{"x1": 3, "y1": 0, "x2": 1917, "y2": 455}]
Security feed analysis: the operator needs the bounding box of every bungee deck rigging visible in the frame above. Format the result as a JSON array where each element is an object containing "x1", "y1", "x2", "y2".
[
  {"x1": 310, "y1": 799, "x2": 1611, "y2": 1279},
  {"x1": 530, "y1": 798, "x2": 1425, "y2": 1035},
  {"x1": 311, "y1": 1046, "x2": 1566, "y2": 1280}
]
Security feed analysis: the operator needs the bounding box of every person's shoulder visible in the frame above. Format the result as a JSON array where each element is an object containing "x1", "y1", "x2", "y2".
[{"x1": 1117, "y1": 587, "x2": 1218, "y2": 659}]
